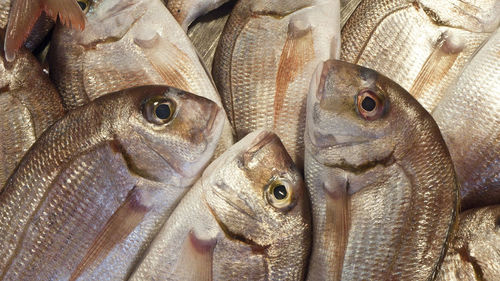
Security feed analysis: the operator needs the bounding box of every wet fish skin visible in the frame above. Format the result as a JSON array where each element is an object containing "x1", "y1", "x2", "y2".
[
  {"x1": 213, "y1": 0, "x2": 340, "y2": 168},
  {"x1": 0, "y1": 46, "x2": 65, "y2": 190},
  {"x1": 129, "y1": 130, "x2": 311, "y2": 281},
  {"x1": 432, "y1": 28, "x2": 500, "y2": 211},
  {"x1": 436, "y1": 205, "x2": 500, "y2": 281},
  {"x1": 165, "y1": 0, "x2": 232, "y2": 30},
  {"x1": 340, "y1": 0, "x2": 500, "y2": 112},
  {"x1": 2, "y1": 0, "x2": 86, "y2": 61},
  {"x1": 0, "y1": 85, "x2": 224, "y2": 281},
  {"x1": 49, "y1": 0, "x2": 234, "y2": 156},
  {"x1": 187, "y1": 0, "x2": 234, "y2": 71},
  {"x1": 304, "y1": 60, "x2": 458, "y2": 280}
]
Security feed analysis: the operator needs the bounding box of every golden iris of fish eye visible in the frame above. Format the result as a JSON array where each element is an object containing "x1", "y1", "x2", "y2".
[
  {"x1": 266, "y1": 180, "x2": 293, "y2": 209},
  {"x1": 142, "y1": 97, "x2": 176, "y2": 125},
  {"x1": 77, "y1": 0, "x2": 90, "y2": 13}
]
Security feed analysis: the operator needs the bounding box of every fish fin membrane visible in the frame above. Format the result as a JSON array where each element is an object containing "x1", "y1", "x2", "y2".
[
  {"x1": 4, "y1": 0, "x2": 85, "y2": 61},
  {"x1": 173, "y1": 231, "x2": 216, "y2": 281},
  {"x1": 69, "y1": 187, "x2": 151, "y2": 281}
]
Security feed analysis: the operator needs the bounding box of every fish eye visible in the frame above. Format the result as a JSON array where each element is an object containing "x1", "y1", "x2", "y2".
[
  {"x1": 356, "y1": 90, "x2": 384, "y2": 120},
  {"x1": 142, "y1": 97, "x2": 176, "y2": 125},
  {"x1": 77, "y1": 0, "x2": 90, "y2": 13},
  {"x1": 266, "y1": 180, "x2": 293, "y2": 210}
]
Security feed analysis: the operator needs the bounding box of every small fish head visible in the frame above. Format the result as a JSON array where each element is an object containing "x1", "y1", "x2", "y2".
[
  {"x1": 110, "y1": 85, "x2": 224, "y2": 185},
  {"x1": 306, "y1": 60, "x2": 411, "y2": 165},
  {"x1": 203, "y1": 130, "x2": 311, "y2": 275}
]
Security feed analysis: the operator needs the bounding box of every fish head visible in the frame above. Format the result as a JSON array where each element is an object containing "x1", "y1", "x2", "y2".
[
  {"x1": 305, "y1": 59, "x2": 420, "y2": 167},
  {"x1": 109, "y1": 85, "x2": 224, "y2": 185},
  {"x1": 203, "y1": 130, "x2": 311, "y2": 276}
]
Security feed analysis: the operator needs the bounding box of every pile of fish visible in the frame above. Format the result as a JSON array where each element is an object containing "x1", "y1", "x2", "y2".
[{"x1": 0, "y1": 0, "x2": 498, "y2": 280}]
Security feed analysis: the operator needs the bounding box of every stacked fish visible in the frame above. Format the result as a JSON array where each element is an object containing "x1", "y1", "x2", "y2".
[{"x1": 0, "y1": 0, "x2": 498, "y2": 280}]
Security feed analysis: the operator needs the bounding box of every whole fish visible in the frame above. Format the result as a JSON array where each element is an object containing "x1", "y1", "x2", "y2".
[
  {"x1": 129, "y1": 130, "x2": 311, "y2": 281},
  {"x1": 0, "y1": 45, "x2": 65, "y2": 190},
  {"x1": 0, "y1": 85, "x2": 224, "y2": 281},
  {"x1": 436, "y1": 205, "x2": 500, "y2": 281},
  {"x1": 0, "y1": 0, "x2": 85, "y2": 61},
  {"x1": 165, "y1": 0, "x2": 232, "y2": 30},
  {"x1": 341, "y1": 0, "x2": 500, "y2": 112},
  {"x1": 49, "y1": 0, "x2": 234, "y2": 156},
  {"x1": 213, "y1": 0, "x2": 341, "y2": 168},
  {"x1": 304, "y1": 60, "x2": 458, "y2": 280},
  {"x1": 432, "y1": 28, "x2": 500, "y2": 211},
  {"x1": 187, "y1": 0, "x2": 234, "y2": 71}
]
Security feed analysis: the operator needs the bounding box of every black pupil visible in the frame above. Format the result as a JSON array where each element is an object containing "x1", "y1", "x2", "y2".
[
  {"x1": 362, "y1": 96, "x2": 376, "y2": 111},
  {"x1": 273, "y1": 185, "x2": 287, "y2": 200},
  {"x1": 155, "y1": 104, "x2": 171, "y2": 120},
  {"x1": 78, "y1": 1, "x2": 87, "y2": 10}
]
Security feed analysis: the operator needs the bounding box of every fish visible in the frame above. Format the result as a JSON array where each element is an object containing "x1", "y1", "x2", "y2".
[
  {"x1": 340, "y1": 0, "x2": 500, "y2": 112},
  {"x1": 0, "y1": 85, "x2": 224, "y2": 280},
  {"x1": 304, "y1": 60, "x2": 458, "y2": 280},
  {"x1": 436, "y1": 205, "x2": 500, "y2": 281},
  {"x1": 0, "y1": 44, "x2": 65, "y2": 190},
  {"x1": 432, "y1": 28, "x2": 500, "y2": 211},
  {"x1": 48, "y1": 0, "x2": 234, "y2": 157},
  {"x1": 212, "y1": 0, "x2": 341, "y2": 168},
  {"x1": 1, "y1": 0, "x2": 86, "y2": 61},
  {"x1": 165, "y1": 0, "x2": 232, "y2": 30},
  {"x1": 129, "y1": 130, "x2": 311, "y2": 281},
  {"x1": 187, "y1": 0, "x2": 235, "y2": 71}
]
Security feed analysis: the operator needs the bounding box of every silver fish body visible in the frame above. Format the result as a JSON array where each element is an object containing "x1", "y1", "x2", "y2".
[
  {"x1": 129, "y1": 130, "x2": 311, "y2": 280},
  {"x1": 305, "y1": 60, "x2": 458, "y2": 280},
  {"x1": 0, "y1": 85, "x2": 224, "y2": 280},
  {"x1": 213, "y1": 0, "x2": 341, "y2": 168},
  {"x1": 341, "y1": 0, "x2": 500, "y2": 112},
  {"x1": 432, "y1": 28, "x2": 500, "y2": 211},
  {"x1": 0, "y1": 47, "x2": 65, "y2": 190},
  {"x1": 436, "y1": 205, "x2": 500, "y2": 281},
  {"x1": 48, "y1": 0, "x2": 234, "y2": 156}
]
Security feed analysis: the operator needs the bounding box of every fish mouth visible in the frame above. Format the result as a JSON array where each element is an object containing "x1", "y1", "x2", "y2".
[{"x1": 307, "y1": 129, "x2": 372, "y2": 149}]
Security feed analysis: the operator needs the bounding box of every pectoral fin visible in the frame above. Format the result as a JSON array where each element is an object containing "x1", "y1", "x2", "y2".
[
  {"x1": 5, "y1": 0, "x2": 85, "y2": 61},
  {"x1": 173, "y1": 231, "x2": 216, "y2": 281},
  {"x1": 324, "y1": 179, "x2": 350, "y2": 281},
  {"x1": 69, "y1": 187, "x2": 151, "y2": 281}
]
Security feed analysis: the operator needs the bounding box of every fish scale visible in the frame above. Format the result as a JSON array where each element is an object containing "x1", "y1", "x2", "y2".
[{"x1": 3, "y1": 144, "x2": 136, "y2": 281}]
